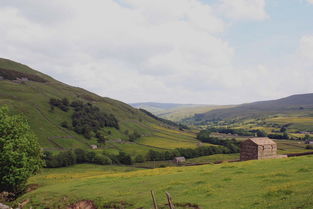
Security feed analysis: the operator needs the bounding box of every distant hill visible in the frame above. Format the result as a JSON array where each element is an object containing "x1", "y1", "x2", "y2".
[
  {"x1": 191, "y1": 94, "x2": 313, "y2": 122},
  {"x1": 130, "y1": 102, "x2": 233, "y2": 122},
  {"x1": 0, "y1": 58, "x2": 198, "y2": 153}
]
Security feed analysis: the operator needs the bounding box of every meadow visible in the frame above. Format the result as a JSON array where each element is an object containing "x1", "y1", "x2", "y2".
[{"x1": 13, "y1": 155, "x2": 313, "y2": 209}]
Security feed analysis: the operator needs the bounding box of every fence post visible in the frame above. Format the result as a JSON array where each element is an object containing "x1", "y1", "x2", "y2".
[
  {"x1": 166, "y1": 192, "x2": 175, "y2": 209},
  {"x1": 151, "y1": 190, "x2": 158, "y2": 209}
]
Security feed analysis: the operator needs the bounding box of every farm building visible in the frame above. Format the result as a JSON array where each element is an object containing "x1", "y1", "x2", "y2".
[
  {"x1": 173, "y1": 157, "x2": 186, "y2": 164},
  {"x1": 240, "y1": 137, "x2": 287, "y2": 161},
  {"x1": 90, "y1": 144, "x2": 98, "y2": 149}
]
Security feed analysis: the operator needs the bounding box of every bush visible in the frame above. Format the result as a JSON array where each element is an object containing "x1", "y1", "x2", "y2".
[
  {"x1": 61, "y1": 121, "x2": 69, "y2": 128},
  {"x1": 86, "y1": 151, "x2": 97, "y2": 163},
  {"x1": 128, "y1": 131, "x2": 141, "y2": 142},
  {"x1": 56, "y1": 151, "x2": 76, "y2": 167},
  {"x1": 135, "y1": 155, "x2": 145, "y2": 163},
  {"x1": 95, "y1": 155, "x2": 112, "y2": 165},
  {"x1": 117, "y1": 152, "x2": 132, "y2": 165},
  {"x1": 0, "y1": 107, "x2": 43, "y2": 194},
  {"x1": 74, "y1": 148, "x2": 86, "y2": 163},
  {"x1": 306, "y1": 145, "x2": 313, "y2": 150}
]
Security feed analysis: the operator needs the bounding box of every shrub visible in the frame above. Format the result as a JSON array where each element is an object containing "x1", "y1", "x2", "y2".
[
  {"x1": 128, "y1": 131, "x2": 141, "y2": 142},
  {"x1": 117, "y1": 152, "x2": 133, "y2": 165},
  {"x1": 135, "y1": 155, "x2": 145, "y2": 163},
  {"x1": 0, "y1": 107, "x2": 43, "y2": 194},
  {"x1": 95, "y1": 155, "x2": 112, "y2": 165},
  {"x1": 86, "y1": 151, "x2": 97, "y2": 163},
  {"x1": 74, "y1": 148, "x2": 86, "y2": 163},
  {"x1": 61, "y1": 121, "x2": 69, "y2": 128}
]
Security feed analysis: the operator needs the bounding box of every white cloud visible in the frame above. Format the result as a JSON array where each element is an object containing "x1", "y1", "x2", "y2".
[
  {"x1": 0, "y1": 0, "x2": 311, "y2": 105},
  {"x1": 298, "y1": 35, "x2": 313, "y2": 63},
  {"x1": 308, "y1": 0, "x2": 313, "y2": 4},
  {"x1": 217, "y1": 0, "x2": 268, "y2": 21}
]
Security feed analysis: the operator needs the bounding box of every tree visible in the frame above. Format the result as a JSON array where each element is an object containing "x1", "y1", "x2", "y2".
[
  {"x1": 128, "y1": 131, "x2": 141, "y2": 142},
  {"x1": 86, "y1": 151, "x2": 96, "y2": 163},
  {"x1": 74, "y1": 148, "x2": 86, "y2": 163},
  {"x1": 56, "y1": 151, "x2": 76, "y2": 167},
  {"x1": 62, "y1": 98, "x2": 69, "y2": 106},
  {"x1": 0, "y1": 107, "x2": 43, "y2": 194},
  {"x1": 61, "y1": 121, "x2": 69, "y2": 128},
  {"x1": 135, "y1": 155, "x2": 145, "y2": 163},
  {"x1": 95, "y1": 155, "x2": 112, "y2": 165},
  {"x1": 256, "y1": 130, "x2": 267, "y2": 137},
  {"x1": 96, "y1": 132, "x2": 106, "y2": 146},
  {"x1": 117, "y1": 152, "x2": 132, "y2": 165}
]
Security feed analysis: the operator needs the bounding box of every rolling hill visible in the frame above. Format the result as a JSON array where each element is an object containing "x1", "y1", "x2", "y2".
[
  {"x1": 0, "y1": 58, "x2": 199, "y2": 154},
  {"x1": 130, "y1": 102, "x2": 233, "y2": 122},
  {"x1": 191, "y1": 94, "x2": 313, "y2": 121}
]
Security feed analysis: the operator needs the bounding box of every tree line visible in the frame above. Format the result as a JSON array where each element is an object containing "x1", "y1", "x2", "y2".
[{"x1": 43, "y1": 149, "x2": 134, "y2": 168}]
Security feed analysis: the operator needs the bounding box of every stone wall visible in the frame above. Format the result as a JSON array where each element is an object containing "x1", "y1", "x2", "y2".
[
  {"x1": 240, "y1": 140, "x2": 258, "y2": 161},
  {"x1": 257, "y1": 144, "x2": 277, "y2": 159}
]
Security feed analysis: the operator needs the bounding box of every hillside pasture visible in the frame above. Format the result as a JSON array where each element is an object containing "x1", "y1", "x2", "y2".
[{"x1": 266, "y1": 116, "x2": 313, "y2": 132}]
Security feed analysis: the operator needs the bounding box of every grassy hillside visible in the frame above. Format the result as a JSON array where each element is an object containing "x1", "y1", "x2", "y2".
[
  {"x1": 187, "y1": 94, "x2": 313, "y2": 136},
  {"x1": 131, "y1": 102, "x2": 234, "y2": 122},
  {"x1": 0, "y1": 58, "x2": 199, "y2": 154},
  {"x1": 10, "y1": 155, "x2": 313, "y2": 209},
  {"x1": 191, "y1": 94, "x2": 313, "y2": 122}
]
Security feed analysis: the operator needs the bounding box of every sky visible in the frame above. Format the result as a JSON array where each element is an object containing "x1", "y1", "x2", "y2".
[{"x1": 0, "y1": 0, "x2": 313, "y2": 105}]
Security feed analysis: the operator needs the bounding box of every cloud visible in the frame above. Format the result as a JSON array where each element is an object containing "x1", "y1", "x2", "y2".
[
  {"x1": 0, "y1": 0, "x2": 311, "y2": 105},
  {"x1": 217, "y1": 0, "x2": 268, "y2": 21},
  {"x1": 298, "y1": 35, "x2": 313, "y2": 63},
  {"x1": 308, "y1": 0, "x2": 313, "y2": 4}
]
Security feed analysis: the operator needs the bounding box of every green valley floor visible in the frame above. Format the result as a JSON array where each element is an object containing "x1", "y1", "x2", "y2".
[{"x1": 11, "y1": 155, "x2": 313, "y2": 209}]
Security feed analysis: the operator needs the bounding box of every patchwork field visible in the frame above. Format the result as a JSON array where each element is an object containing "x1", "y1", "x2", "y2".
[
  {"x1": 265, "y1": 116, "x2": 313, "y2": 132},
  {"x1": 136, "y1": 125, "x2": 202, "y2": 150},
  {"x1": 13, "y1": 156, "x2": 313, "y2": 209}
]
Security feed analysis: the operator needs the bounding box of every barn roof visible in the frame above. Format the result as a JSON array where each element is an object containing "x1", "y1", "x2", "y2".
[{"x1": 248, "y1": 137, "x2": 276, "y2": 145}]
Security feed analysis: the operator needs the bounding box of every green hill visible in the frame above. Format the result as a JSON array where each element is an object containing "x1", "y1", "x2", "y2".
[
  {"x1": 192, "y1": 94, "x2": 313, "y2": 121},
  {"x1": 10, "y1": 155, "x2": 313, "y2": 209},
  {"x1": 0, "y1": 58, "x2": 199, "y2": 154},
  {"x1": 188, "y1": 94, "x2": 313, "y2": 133},
  {"x1": 131, "y1": 102, "x2": 233, "y2": 122}
]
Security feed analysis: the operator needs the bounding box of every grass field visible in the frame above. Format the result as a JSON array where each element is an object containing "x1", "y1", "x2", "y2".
[
  {"x1": 12, "y1": 156, "x2": 313, "y2": 209},
  {"x1": 265, "y1": 116, "x2": 313, "y2": 132},
  {"x1": 186, "y1": 153, "x2": 240, "y2": 163},
  {"x1": 276, "y1": 140, "x2": 308, "y2": 154}
]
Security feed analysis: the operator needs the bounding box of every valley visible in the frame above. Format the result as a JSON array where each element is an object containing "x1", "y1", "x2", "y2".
[{"x1": 0, "y1": 58, "x2": 313, "y2": 209}]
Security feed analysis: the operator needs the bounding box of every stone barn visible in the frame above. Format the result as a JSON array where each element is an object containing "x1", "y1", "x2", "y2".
[
  {"x1": 240, "y1": 137, "x2": 279, "y2": 161},
  {"x1": 173, "y1": 157, "x2": 186, "y2": 164}
]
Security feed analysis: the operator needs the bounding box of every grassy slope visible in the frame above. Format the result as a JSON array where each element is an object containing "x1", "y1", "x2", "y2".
[
  {"x1": 0, "y1": 58, "x2": 199, "y2": 153},
  {"x1": 14, "y1": 156, "x2": 313, "y2": 209}
]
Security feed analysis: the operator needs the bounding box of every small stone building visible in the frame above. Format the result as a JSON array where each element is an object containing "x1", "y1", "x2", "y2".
[
  {"x1": 240, "y1": 137, "x2": 278, "y2": 161},
  {"x1": 173, "y1": 157, "x2": 186, "y2": 164},
  {"x1": 90, "y1": 144, "x2": 98, "y2": 150}
]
